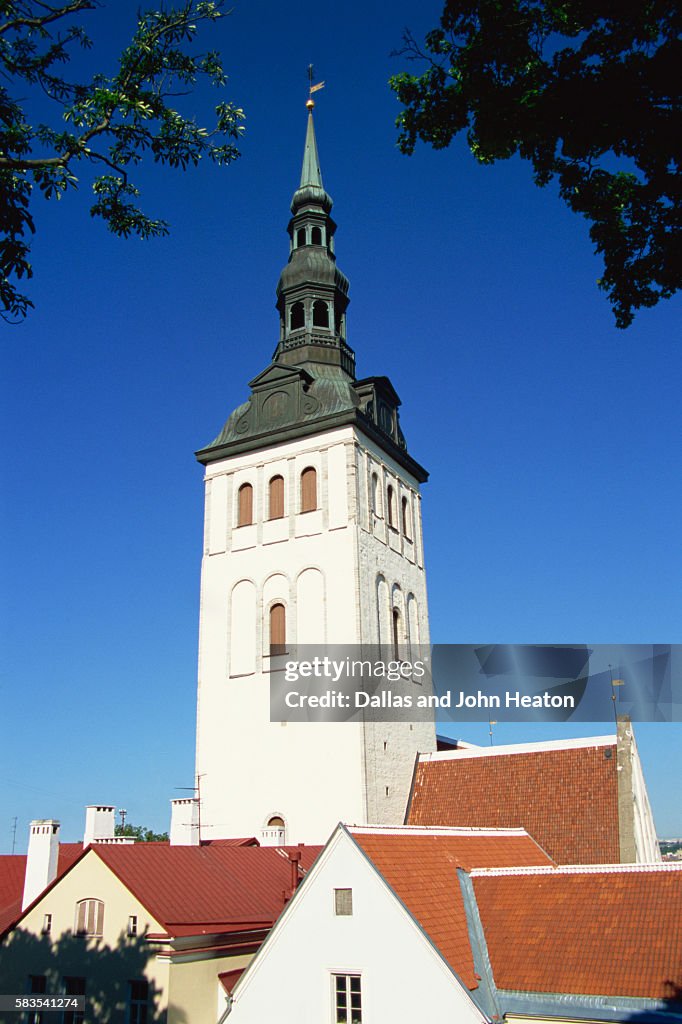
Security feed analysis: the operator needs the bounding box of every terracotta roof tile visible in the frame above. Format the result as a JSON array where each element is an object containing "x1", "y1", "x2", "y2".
[
  {"x1": 352, "y1": 828, "x2": 552, "y2": 990},
  {"x1": 472, "y1": 865, "x2": 682, "y2": 1000},
  {"x1": 408, "y1": 742, "x2": 620, "y2": 863}
]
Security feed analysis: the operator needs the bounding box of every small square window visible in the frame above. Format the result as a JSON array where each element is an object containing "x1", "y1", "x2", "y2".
[{"x1": 334, "y1": 888, "x2": 353, "y2": 916}]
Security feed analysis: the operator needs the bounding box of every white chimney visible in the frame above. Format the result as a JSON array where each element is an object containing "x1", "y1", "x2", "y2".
[
  {"x1": 22, "y1": 820, "x2": 60, "y2": 910},
  {"x1": 83, "y1": 805, "x2": 116, "y2": 847},
  {"x1": 170, "y1": 798, "x2": 200, "y2": 846}
]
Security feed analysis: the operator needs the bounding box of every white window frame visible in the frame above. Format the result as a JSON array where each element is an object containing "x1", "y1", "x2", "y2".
[{"x1": 331, "y1": 973, "x2": 362, "y2": 1024}]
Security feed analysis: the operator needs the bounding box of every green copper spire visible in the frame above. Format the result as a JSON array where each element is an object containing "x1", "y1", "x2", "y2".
[
  {"x1": 273, "y1": 103, "x2": 353, "y2": 377},
  {"x1": 300, "y1": 110, "x2": 323, "y2": 189}
]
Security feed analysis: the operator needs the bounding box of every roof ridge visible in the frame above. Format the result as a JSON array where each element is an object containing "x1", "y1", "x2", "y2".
[
  {"x1": 349, "y1": 825, "x2": 531, "y2": 838},
  {"x1": 470, "y1": 862, "x2": 682, "y2": 877},
  {"x1": 419, "y1": 735, "x2": 616, "y2": 761}
]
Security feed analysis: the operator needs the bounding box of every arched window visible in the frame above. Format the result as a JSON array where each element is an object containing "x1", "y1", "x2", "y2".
[
  {"x1": 237, "y1": 483, "x2": 253, "y2": 527},
  {"x1": 290, "y1": 301, "x2": 305, "y2": 331},
  {"x1": 296, "y1": 227, "x2": 306, "y2": 247},
  {"x1": 312, "y1": 300, "x2": 329, "y2": 328},
  {"x1": 300, "y1": 467, "x2": 317, "y2": 513},
  {"x1": 270, "y1": 603, "x2": 286, "y2": 655},
  {"x1": 75, "y1": 898, "x2": 104, "y2": 936},
  {"x1": 387, "y1": 485, "x2": 396, "y2": 529},
  {"x1": 311, "y1": 226, "x2": 322, "y2": 245},
  {"x1": 392, "y1": 608, "x2": 401, "y2": 658},
  {"x1": 401, "y1": 496, "x2": 411, "y2": 539},
  {"x1": 262, "y1": 814, "x2": 286, "y2": 846},
  {"x1": 371, "y1": 472, "x2": 381, "y2": 516},
  {"x1": 269, "y1": 475, "x2": 284, "y2": 519}
]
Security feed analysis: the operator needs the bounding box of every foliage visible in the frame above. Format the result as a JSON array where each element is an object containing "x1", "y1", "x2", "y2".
[
  {"x1": 390, "y1": 1, "x2": 680, "y2": 327},
  {"x1": 0, "y1": 1, "x2": 244, "y2": 322},
  {"x1": 114, "y1": 822, "x2": 169, "y2": 843}
]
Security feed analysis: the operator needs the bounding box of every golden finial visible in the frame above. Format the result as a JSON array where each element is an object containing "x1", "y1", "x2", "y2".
[{"x1": 307, "y1": 63, "x2": 325, "y2": 109}]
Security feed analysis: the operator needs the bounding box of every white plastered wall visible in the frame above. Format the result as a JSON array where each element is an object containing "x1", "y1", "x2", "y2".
[
  {"x1": 195, "y1": 424, "x2": 436, "y2": 845},
  {"x1": 225, "y1": 827, "x2": 485, "y2": 1024}
]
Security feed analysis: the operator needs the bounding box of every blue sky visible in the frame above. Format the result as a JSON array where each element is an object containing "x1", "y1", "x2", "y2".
[{"x1": 2, "y1": 0, "x2": 680, "y2": 850}]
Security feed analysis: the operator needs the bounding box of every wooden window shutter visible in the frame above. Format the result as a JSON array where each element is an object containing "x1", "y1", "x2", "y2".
[
  {"x1": 76, "y1": 901, "x2": 87, "y2": 933},
  {"x1": 270, "y1": 603, "x2": 286, "y2": 655},
  {"x1": 269, "y1": 475, "x2": 284, "y2": 519},
  {"x1": 238, "y1": 483, "x2": 253, "y2": 526},
  {"x1": 95, "y1": 900, "x2": 104, "y2": 935},
  {"x1": 300, "y1": 467, "x2": 317, "y2": 513}
]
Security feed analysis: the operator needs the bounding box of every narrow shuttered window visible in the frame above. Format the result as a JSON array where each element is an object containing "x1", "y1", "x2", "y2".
[
  {"x1": 237, "y1": 483, "x2": 253, "y2": 527},
  {"x1": 75, "y1": 899, "x2": 103, "y2": 936},
  {"x1": 269, "y1": 475, "x2": 284, "y2": 519},
  {"x1": 300, "y1": 467, "x2": 317, "y2": 513},
  {"x1": 270, "y1": 603, "x2": 286, "y2": 655}
]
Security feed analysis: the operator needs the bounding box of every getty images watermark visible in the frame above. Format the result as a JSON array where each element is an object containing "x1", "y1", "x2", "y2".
[{"x1": 269, "y1": 644, "x2": 681, "y2": 723}]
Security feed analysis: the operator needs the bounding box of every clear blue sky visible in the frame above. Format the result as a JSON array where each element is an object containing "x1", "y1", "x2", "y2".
[{"x1": 2, "y1": 0, "x2": 680, "y2": 850}]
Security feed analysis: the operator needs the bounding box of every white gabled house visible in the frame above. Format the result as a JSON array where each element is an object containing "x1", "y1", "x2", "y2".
[{"x1": 220, "y1": 824, "x2": 554, "y2": 1024}]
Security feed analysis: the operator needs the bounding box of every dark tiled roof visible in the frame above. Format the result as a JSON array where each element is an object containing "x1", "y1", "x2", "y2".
[
  {"x1": 407, "y1": 740, "x2": 620, "y2": 863},
  {"x1": 472, "y1": 864, "x2": 682, "y2": 1000}
]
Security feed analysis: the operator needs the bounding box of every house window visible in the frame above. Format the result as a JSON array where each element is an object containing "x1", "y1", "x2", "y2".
[
  {"x1": 237, "y1": 482, "x2": 253, "y2": 527},
  {"x1": 311, "y1": 225, "x2": 322, "y2": 245},
  {"x1": 41, "y1": 913, "x2": 52, "y2": 935},
  {"x1": 62, "y1": 977, "x2": 85, "y2": 1024},
  {"x1": 334, "y1": 888, "x2": 353, "y2": 916},
  {"x1": 401, "y1": 495, "x2": 411, "y2": 539},
  {"x1": 296, "y1": 227, "x2": 306, "y2": 247},
  {"x1": 75, "y1": 899, "x2": 103, "y2": 937},
  {"x1": 387, "y1": 485, "x2": 396, "y2": 529},
  {"x1": 127, "y1": 980, "x2": 148, "y2": 1024},
  {"x1": 334, "y1": 975, "x2": 362, "y2": 1024},
  {"x1": 270, "y1": 603, "x2": 286, "y2": 656},
  {"x1": 128, "y1": 915, "x2": 138, "y2": 937},
  {"x1": 26, "y1": 975, "x2": 46, "y2": 1024},
  {"x1": 300, "y1": 467, "x2": 317, "y2": 513},
  {"x1": 268, "y1": 475, "x2": 284, "y2": 519}
]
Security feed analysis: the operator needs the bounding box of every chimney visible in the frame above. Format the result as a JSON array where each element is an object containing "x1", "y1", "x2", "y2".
[
  {"x1": 83, "y1": 805, "x2": 116, "y2": 847},
  {"x1": 170, "y1": 798, "x2": 200, "y2": 846},
  {"x1": 22, "y1": 820, "x2": 60, "y2": 910},
  {"x1": 283, "y1": 849, "x2": 302, "y2": 902}
]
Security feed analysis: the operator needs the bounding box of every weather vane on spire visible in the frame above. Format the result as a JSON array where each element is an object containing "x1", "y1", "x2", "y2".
[{"x1": 307, "y1": 64, "x2": 325, "y2": 110}]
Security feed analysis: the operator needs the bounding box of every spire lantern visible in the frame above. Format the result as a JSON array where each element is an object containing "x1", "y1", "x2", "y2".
[{"x1": 274, "y1": 103, "x2": 353, "y2": 378}]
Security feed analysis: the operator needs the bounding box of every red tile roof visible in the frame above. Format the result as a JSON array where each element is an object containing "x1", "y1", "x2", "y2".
[
  {"x1": 351, "y1": 827, "x2": 553, "y2": 990},
  {"x1": 92, "y1": 843, "x2": 321, "y2": 937},
  {"x1": 0, "y1": 844, "x2": 82, "y2": 935},
  {"x1": 407, "y1": 739, "x2": 620, "y2": 863},
  {"x1": 472, "y1": 864, "x2": 682, "y2": 1000}
]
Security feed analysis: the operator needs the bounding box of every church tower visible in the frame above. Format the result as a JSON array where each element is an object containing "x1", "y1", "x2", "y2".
[{"x1": 194, "y1": 103, "x2": 436, "y2": 845}]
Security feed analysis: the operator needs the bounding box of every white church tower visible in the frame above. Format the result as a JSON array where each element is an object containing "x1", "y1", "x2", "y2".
[{"x1": 193, "y1": 102, "x2": 436, "y2": 845}]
